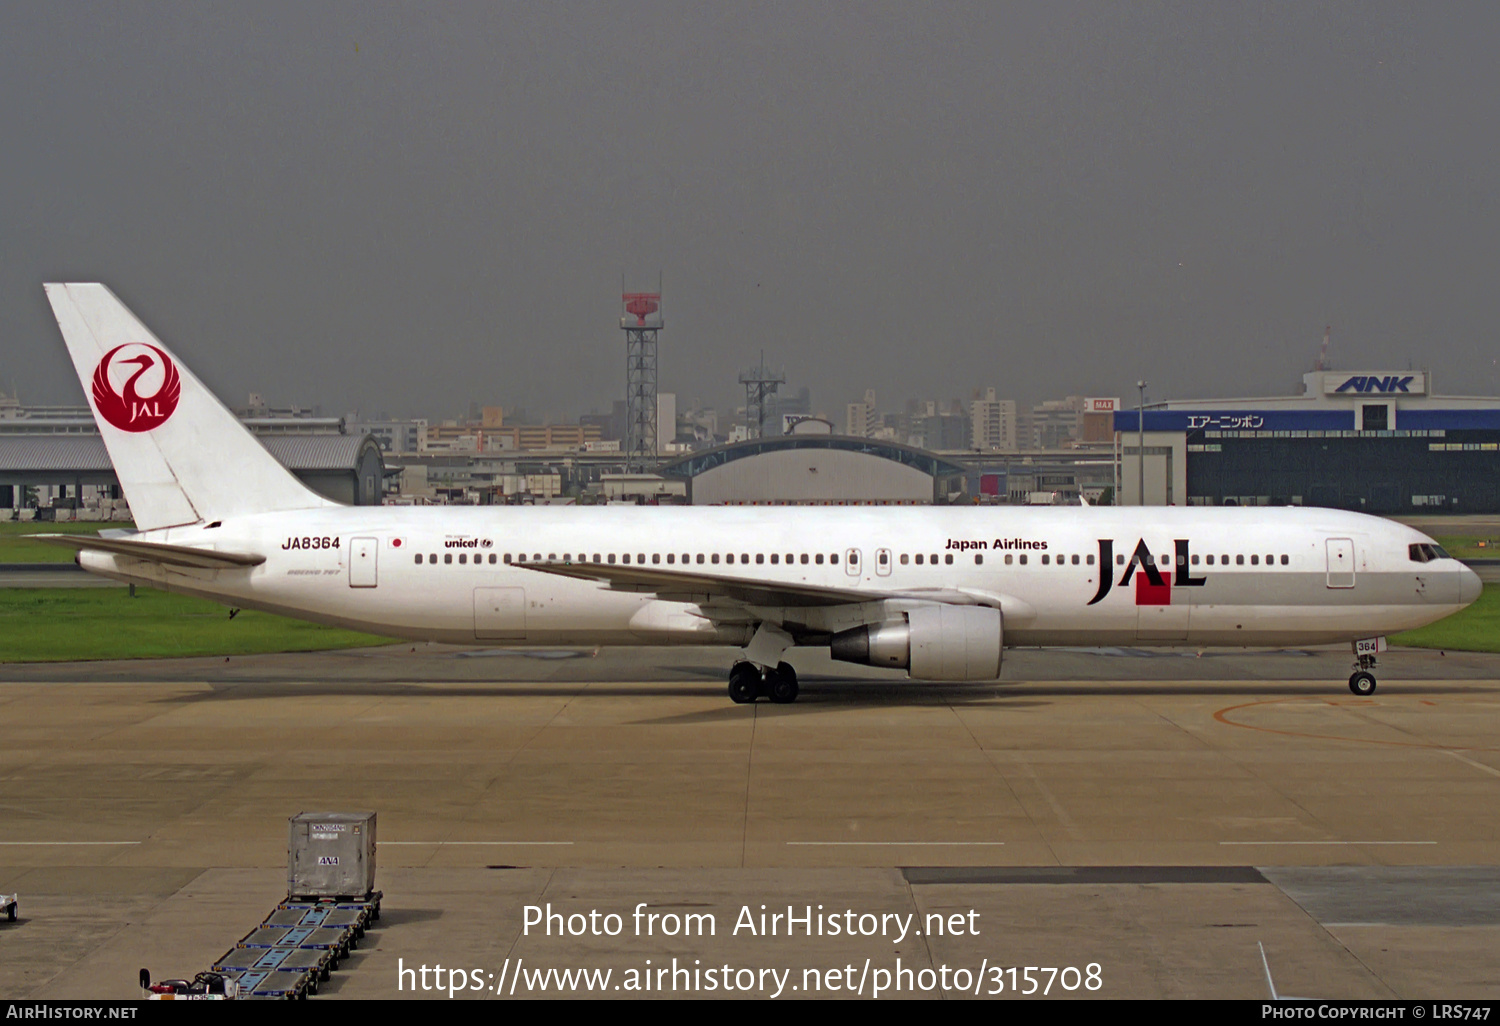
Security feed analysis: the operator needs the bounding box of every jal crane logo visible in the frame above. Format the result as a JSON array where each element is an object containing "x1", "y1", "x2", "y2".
[{"x1": 91, "y1": 344, "x2": 181, "y2": 432}]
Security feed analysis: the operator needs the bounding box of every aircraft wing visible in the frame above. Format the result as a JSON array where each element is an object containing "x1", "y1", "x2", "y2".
[
  {"x1": 33, "y1": 533, "x2": 266, "y2": 569},
  {"x1": 521, "y1": 560, "x2": 1024, "y2": 614}
]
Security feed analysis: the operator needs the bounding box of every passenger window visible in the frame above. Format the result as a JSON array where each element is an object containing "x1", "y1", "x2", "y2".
[
  {"x1": 666, "y1": 553, "x2": 675, "y2": 564},
  {"x1": 444, "y1": 553, "x2": 452, "y2": 564},
  {"x1": 945, "y1": 554, "x2": 953, "y2": 564},
  {"x1": 608, "y1": 554, "x2": 616, "y2": 564},
  {"x1": 1071, "y1": 554, "x2": 1080, "y2": 565},
  {"x1": 548, "y1": 554, "x2": 556, "y2": 561},
  {"x1": 815, "y1": 554, "x2": 824, "y2": 565},
  {"x1": 593, "y1": 554, "x2": 602, "y2": 563},
  {"x1": 741, "y1": 554, "x2": 749, "y2": 564},
  {"x1": 831, "y1": 553, "x2": 839, "y2": 565},
  {"x1": 460, "y1": 554, "x2": 468, "y2": 564},
  {"x1": 622, "y1": 554, "x2": 630, "y2": 564},
  {"x1": 711, "y1": 554, "x2": 720, "y2": 564},
  {"x1": 1264, "y1": 554, "x2": 1272, "y2": 565},
  {"x1": 930, "y1": 554, "x2": 938, "y2": 564},
  {"x1": 756, "y1": 553, "x2": 764, "y2": 564},
  {"x1": 697, "y1": 554, "x2": 705, "y2": 564},
  {"x1": 900, "y1": 554, "x2": 909, "y2": 565},
  {"x1": 771, "y1": 554, "x2": 779, "y2": 564},
  {"x1": 915, "y1": 554, "x2": 924, "y2": 565},
  {"x1": 975, "y1": 554, "x2": 984, "y2": 565},
  {"x1": 1116, "y1": 554, "x2": 1125, "y2": 565},
  {"x1": 534, "y1": 554, "x2": 541, "y2": 561},
  {"x1": 1236, "y1": 555, "x2": 1244, "y2": 565},
  {"x1": 1191, "y1": 555, "x2": 1199, "y2": 565},
  {"x1": 413, "y1": 554, "x2": 422, "y2": 564},
  {"x1": 652, "y1": 553, "x2": 660, "y2": 564},
  {"x1": 1204, "y1": 555, "x2": 1212, "y2": 565},
  {"x1": 1281, "y1": 554, "x2": 1289, "y2": 565},
  {"x1": 1160, "y1": 554, "x2": 1170, "y2": 566},
  {"x1": 1221, "y1": 554, "x2": 1229, "y2": 564},
  {"x1": 1041, "y1": 554, "x2": 1050, "y2": 565},
  {"x1": 1019, "y1": 554, "x2": 1028, "y2": 565},
  {"x1": 1086, "y1": 554, "x2": 1094, "y2": 565},
  {"x1": 1251, "y1": 554, "x2": 1259, "y2": 565},
  {"x1": 1004, "y1": 554, "x2": 1013, "y2": 565},
  {"x1": 800, "y1": 554, "x2": 809, "y2": 564}
]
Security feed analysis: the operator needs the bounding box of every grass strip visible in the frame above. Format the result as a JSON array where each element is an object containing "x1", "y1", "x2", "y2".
[{"x1": 0, "y1": 587, "x2": 395, "y2": 662}]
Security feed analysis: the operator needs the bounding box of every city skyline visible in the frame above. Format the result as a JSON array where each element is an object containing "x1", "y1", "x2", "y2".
[{"x1": 6, "y1": 5, "x2": 1500, "y2": 419}]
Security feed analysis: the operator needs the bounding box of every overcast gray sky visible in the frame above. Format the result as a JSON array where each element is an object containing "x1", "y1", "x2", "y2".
[{"x1": 3, "y1": 3, "x2": 1498, "y2": 421}]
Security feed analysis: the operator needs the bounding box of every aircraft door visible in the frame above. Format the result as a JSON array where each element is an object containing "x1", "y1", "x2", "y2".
[
  {"x1": 845, "y1": 548, "x2": 862, "y2": 576},
  {"x1": 875, "y1": 548, "x2": 892, "y2": 577},
  {"x1": 349, "y1": 537, "x2": 378, "y2": 588},
  {"x1": 475, "y1": 587, "x2": 526, "y2": 639},
  {"x1": 1326, "y1": 538, "x2": 1356, "y2": 588}
]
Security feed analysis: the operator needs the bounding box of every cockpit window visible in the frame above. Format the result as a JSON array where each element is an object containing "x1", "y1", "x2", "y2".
[{"x1": 1410, "y1": 543, "x2": 1452, "y2": 563}]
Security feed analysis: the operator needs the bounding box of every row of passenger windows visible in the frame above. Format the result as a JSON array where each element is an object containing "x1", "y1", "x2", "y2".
[
  {"x1": 414, "y1": 550, "x2": 1295, "y2": 567},
  {"x1": 415, "y1": 551, "x2": 850, "y2": 566}
]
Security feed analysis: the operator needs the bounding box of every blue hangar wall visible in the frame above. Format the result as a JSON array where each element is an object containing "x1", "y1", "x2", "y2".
[{"x1": 1114, "y1": 371, "x2": 1500, "y2": 514}]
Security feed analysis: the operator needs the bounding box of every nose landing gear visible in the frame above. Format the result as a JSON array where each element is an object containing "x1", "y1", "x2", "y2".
[{"x1": 727, "y1": 660, "x2": 800, "y2": 704}]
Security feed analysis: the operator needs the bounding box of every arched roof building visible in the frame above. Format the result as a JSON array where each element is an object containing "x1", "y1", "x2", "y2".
[{"x1": 662, "y1": 435, "x2": 969, "y2": 505}]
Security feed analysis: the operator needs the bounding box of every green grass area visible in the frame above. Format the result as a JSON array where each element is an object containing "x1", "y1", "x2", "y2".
[
  {"x1": 0, "y1": 588, "x2": 396, "y2": 662},
  {"x1": 1432, "y1": 535, "x2": 1500, "y2": 561},
  {"x1": 0, "y1": 521, "x2": 134, "y2": 563},
  {"x1": 1391, "y1": 583, "x2": 1500, "y2": 653}
]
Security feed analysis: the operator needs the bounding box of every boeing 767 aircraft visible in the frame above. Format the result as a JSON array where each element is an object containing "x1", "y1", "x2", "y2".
[{"x1": 36, "y1": 284, "x2": 1481, "y2": 703}]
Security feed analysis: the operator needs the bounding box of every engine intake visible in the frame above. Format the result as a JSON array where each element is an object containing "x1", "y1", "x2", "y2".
[{"x1": 830, "y1": 605, "x2": 1002, "y2": 681}]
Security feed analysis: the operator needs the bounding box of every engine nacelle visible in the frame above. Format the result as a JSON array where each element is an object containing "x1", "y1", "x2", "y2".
[{"x1": 830, "y1": 605, "x2": 1002, "y2": 681}]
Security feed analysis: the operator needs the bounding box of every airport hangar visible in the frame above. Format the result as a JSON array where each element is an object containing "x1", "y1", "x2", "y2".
[
  {"x1": 0, "y1": 432, "x2": 388, "y2": 512},
  {"x1": 1115, "y1": 369, "x2": 1500, "y2": 513},
  {"x1": 658, "y1": 433, "x2": 971, "y2": 505}
]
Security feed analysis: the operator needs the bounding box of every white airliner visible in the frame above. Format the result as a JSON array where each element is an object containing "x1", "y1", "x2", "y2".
[{"x1": 37, "y1": 284, "x2": 1482, "y2": 703}]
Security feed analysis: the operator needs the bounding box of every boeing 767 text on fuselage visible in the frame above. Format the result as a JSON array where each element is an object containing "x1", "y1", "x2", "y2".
[{"x1": 37, "y1": 284, "x2": 1481, "y2": 703}]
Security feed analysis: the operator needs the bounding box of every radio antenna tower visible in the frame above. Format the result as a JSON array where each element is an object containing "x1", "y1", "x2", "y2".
[
  {"x1": 738, "y1": 352, "x2": 785, "y2": 439},
  {"x1": 621, "y1": 278, "x2": 662, "y2": 473}
]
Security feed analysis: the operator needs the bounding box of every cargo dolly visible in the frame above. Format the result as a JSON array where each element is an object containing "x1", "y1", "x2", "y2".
[{"x1": 143, "y1": 812, "x2": 381, "y2": 1000}]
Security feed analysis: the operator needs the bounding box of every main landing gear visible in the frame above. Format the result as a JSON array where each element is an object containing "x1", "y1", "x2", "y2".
[
  {"x1": 727, "y1": 660, "x2": 799, "y2": 704},
  {"x1": 1349, "y1": 653, "x2": 1378, "y2": 696}
]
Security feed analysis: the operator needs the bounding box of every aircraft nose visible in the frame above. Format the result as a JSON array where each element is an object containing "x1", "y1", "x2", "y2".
[{"x1": 1460, "y1": 565, "x2": 1483, "y2": 606}]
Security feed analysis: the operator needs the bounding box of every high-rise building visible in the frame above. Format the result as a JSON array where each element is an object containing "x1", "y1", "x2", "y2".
[
  {"x1": 845, "y1": 389, "x2": 878, "y2": 437},
  {"x1": 969, "y1": 387, "x2": 1017, "y2": 450}
]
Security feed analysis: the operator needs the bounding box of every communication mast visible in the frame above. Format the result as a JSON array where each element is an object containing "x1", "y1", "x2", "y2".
[
  {"x1": 738, "y1": 353, "x2": 785, "y2": 439},
  {"x1": 621, "y1": 284, "x2": 662, "y2": 472},
  {"x1": 1314, "y1": 325, "x2": 1333, "y2": 371}
]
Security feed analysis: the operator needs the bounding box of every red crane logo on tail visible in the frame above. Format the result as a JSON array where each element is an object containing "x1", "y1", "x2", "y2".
[{"x1": 91, "y1": 344, "x2": 181, "y2": 432}]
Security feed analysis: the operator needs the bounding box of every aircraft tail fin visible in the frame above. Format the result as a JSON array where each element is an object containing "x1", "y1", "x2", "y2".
[{"x1": 45, "y1": 283, "x2": 337, "y2": 531}]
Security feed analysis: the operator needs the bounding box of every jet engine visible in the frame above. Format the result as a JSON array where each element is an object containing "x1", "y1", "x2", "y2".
[{"x1": 830, "y1": 605, "x2": 1002, "y2": 681}]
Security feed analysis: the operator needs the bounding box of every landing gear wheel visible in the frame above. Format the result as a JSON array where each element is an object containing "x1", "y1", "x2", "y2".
[
  {"x1": 728, "y1": 662, "x2": 761, "y2": 704},
  {"x1": 768, "y1": 662, "x2": 800, "y2": 704},
  {"x1": 1349, "y1": 671, "x2": 1377, "y2": 696}
]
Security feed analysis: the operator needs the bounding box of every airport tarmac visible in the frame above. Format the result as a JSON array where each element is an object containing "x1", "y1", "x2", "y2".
[{"x1": 2, "y1": 644, "x2": 1498, "y2": 999}]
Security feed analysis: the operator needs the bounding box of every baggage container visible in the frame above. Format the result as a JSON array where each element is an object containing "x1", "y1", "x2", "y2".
[{"x1": 287, "y1": 811, "x2": 376, "y2": 899}]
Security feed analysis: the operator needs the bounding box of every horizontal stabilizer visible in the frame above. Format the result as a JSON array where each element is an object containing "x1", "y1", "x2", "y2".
[{"x1": 33, "y1": 533, "x2": 265, "y2": 569}]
